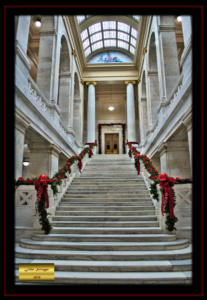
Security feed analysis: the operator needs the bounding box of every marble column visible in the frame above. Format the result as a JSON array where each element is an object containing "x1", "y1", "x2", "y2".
[
  {"x1": 158, "y1": 16, "x2": 180, "y2": 99},
  {"x1": 15, "y1": 16, "x2": 31, "y2": 91},
  {"x1": 182, "y1": 112, "x2": 192, "y2": 174},
  {"x1": 180, "y1": 16, "x2": 192, "y2": 82},
  {"x1": 125, "y1": 80, "x2": 136, "y2": 142},
  {"x1": 15, "y1": 111, "x2": 30, "y2": 179},
  {"x1": 86, "y1": 81, "x2": 96, "y2": 143},
  {"x1": 147, "y1": 70, "x2": 160, "y2": 127},
  {"x1": 180, "y1": 16, "x2": 192, "y2": 48},
  {"x1": 36, "y1": 16, "x2": 57, "y2": 101}
]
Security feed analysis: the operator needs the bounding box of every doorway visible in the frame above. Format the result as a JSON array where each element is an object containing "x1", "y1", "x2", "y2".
[{"x1": 105, "y1": 134, "x2": 119, "y2": 154}]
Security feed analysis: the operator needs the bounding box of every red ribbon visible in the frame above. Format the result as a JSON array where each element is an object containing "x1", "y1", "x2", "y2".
[
  {"x1": 136, "y1": 160, "x2": 140, "y2": 175},
  {"x1": 78, "y1": 158, "x2": 83, "y2": 173},
  {"x1": 88, "y1": 147, "x2": 93, "y2": 158},
  {"x1": 34, "y1": 174, "x2": 49, "y2": 208},
  {"x1": 159, "y1": 173, "x2": 174, "y2": 219}
]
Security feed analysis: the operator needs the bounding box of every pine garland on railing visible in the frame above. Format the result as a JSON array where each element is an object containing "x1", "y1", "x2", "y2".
[
  {"x1": 15, "y1": 142, "x2": 97, "y2": 234},
  {"x1": 126, "y1": 142, "x2": 192, "y2": 231}
]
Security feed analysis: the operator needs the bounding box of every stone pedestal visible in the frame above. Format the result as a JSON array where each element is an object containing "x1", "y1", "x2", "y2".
[
  {"x1": 86, "y1": 82, "x2": 96, "y2": 143},
  {"x1": 29, "y1": 144, "x2": 61, "y2": 178},
  {"x1": 159, "y1": 142, "x2": 191, "y2": 178},
  {"x1": 174, "y1": 184, "x2": 192, "y2": 241}
]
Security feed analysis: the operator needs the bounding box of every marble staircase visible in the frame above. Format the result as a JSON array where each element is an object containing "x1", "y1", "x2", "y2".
[{"x1": 15, "y1": 154, "x2": 192, "y2": 284}]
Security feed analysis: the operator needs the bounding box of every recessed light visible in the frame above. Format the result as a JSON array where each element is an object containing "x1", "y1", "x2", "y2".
[
  {"x1": 34, "y1": 19, "x2": 41, "y2": 27},
  {"x1": 177, "y1": 16, "x2": 182, "y2": 22},
  {"x1": 108, "y1": 106, "x2": 115, "y2": 111}
]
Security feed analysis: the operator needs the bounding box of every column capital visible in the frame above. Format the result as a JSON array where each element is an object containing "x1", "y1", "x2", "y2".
[
  {"x1": 80, "y1": 80, "x2": 85, "y2": 85},
  {"x1": 182, "y1": 111, "x2": 192, "y2": 131},
  {"x1": 124, "y1": 80, "x2": 136, "y2": 85},
  {"x1": 49, "y1": 143, "x2": 62, "y2": 156},
  {"x1": 137, "y1": 77, "x2": 141, "y2": 84},
  {"x1": 158, "y1": 142, "x2": 168, "y2": 155},
  {"x1": 86, "y1": 81, "x2": 97, "y2": 86},
  {"x1": 15, "y1": 110, "x2": 30, "y2": 134},
  {"x1": 143, "y1": 47, "x2": 147, "y2": 55},
  {"x1": 72, "y1": 49, "x2": 77, "y2": 57}
]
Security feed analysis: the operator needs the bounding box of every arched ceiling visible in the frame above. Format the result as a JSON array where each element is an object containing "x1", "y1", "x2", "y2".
[{"x1": 75, "y1": 15, "x2": 140, "y2": 62}]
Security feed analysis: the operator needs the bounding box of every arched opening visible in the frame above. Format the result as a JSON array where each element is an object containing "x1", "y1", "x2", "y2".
[
  {"x1": 57, "y1": 36, "x2": 71, "y2": 129},
  {"x1": 27, "y1": 16, "x2": 41, "y2": 82},
  {"x1": 73, "y1": 73, "x2": 82, "y2": 145},
  {"x1": 140, "y1": 71, "x2": 148, "y2": 144},
  {"x1": 148, "y1": 32, "x2": 160, "y2": 126}
]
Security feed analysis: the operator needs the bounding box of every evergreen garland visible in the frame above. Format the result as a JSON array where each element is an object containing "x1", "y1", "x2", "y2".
[
  {"x1": 15, "y1": 142, "x2": 97, "y2": 234},
  {"x1": 126, "y1": 142, "x2": 192, "y2": 232},
  {"x1": 37, "y1": 191, "x2": 52, "y2": 234}
]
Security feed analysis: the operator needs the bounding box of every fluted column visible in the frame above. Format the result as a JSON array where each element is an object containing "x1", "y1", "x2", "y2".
[
  {"x1": 15, "y1": 111, "x2": 30, "y2": 179},
  {"x1": 125, "y1": 80, "x2": 136, "y2": 142},
  {"x1": 86, "y1": 81, "x2": 96, "y2": 143},
  {"x1": 182, "y1": 112, "x2": 192, "y2": 174}
]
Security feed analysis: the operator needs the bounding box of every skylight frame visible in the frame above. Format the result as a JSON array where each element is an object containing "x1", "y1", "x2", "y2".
[{"x1": 79, "y1": 18, "x2": 139, "y2": 58}]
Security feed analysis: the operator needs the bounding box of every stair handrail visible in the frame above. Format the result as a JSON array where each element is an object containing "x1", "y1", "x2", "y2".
[
  {"x1": 126, "y1": 141, "x2": 192, "y2": 231},
  {"x1": 15, "y1": 141, "x2": 97, "y2": 234}
]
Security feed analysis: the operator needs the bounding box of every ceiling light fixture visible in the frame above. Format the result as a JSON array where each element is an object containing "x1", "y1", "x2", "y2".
[
  {"x1": 23, "y1": 161, "x2": 30, "y2": 167},
  {"x1": 177, "y1": 16, "x2": 182, "y2": 22},
  {"x1": 108, "y1": 106, "x2": 115, "y2": 111},
  {"x1": 34, "y1": 18, "x2": 41, "y2": 27}
]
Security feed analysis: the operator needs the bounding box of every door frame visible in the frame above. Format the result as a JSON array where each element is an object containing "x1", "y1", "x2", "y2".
[{"x1": 105, "y1": 133, "x2": 119, "y2": 154}]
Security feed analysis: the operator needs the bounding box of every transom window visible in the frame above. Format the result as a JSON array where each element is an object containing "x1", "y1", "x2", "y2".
[{"x1": 77, "y1": 18, "x2": 139, "y2": 58}]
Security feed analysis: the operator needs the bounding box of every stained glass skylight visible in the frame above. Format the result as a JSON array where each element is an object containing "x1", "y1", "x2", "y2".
[{"x1": 79, "y1": 17, "x2": 140, "y2": 59}]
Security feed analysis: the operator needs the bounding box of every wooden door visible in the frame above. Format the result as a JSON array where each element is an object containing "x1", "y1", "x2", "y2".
[{"x1": 105, "y1": 134, "x2": 119, "y2": 154}]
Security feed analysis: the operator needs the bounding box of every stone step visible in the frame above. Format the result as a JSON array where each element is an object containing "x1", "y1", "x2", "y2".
[
  {"x1": 15, "y1": 243, "x2": 192, "y2": 261},
  {"x1": 19, "y1": 238, "x2": 189, "y2": 252},
  {"x1": 50, "y1": 227, "x2": 163, "y2": 234},
  {"x1": 69, "y1": 186, "x2": 147, "y2": 190},
  {"x1": 53, "y1": 215, "x2": 157, "y2": 221},
  {"x1": 54, "y1": 210, "x2": 155, "y2": 216},
  {"x1": 15, "y1": 258, "x2": 192, "y2": 272},
  {"x1": 73, "y1": 178, "x2": 144, "y2": 182},
  {"x1": 15, "y1": 269, "x2": 192, "y2": 284},
  {"x1": 71, "y1": 181, "x2": 146, "y2": 188},
  {"x1": 65, "y1": 192, "x2": 151, "y2": 196},
  {"x1": 50, "y1": 220, "x2": 159, "y2": 228},
  {"x1": 62, "y1": 196, "x2": 151, "y2": 200},
  {"x1": 80, "y1": 175, "x2": 139, "y2": 178},
  {"x1": 61, "y1": 198, "x2": 151, "y2": 202},
  {"x1": 59, "y1": 202, "x2": 153, "y2": 207},
  {"x1": 31, "y1": 233, "x2": 176, "y2": 242},
  {"x1": 56, "y1": 206, "x2": 154, "y2": 211}
]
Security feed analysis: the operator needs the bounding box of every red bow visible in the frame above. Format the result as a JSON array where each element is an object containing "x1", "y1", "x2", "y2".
[{"x1": 34, "y1": 174, "x2": 49, "y2": 208}]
